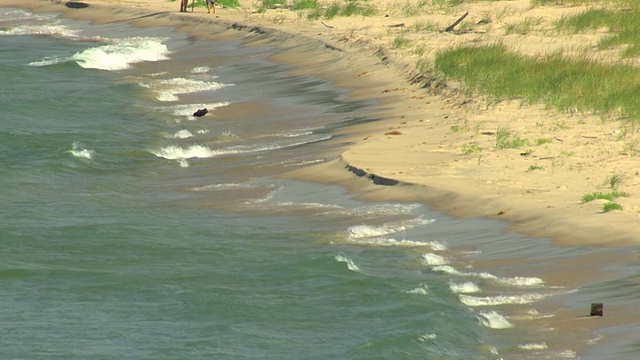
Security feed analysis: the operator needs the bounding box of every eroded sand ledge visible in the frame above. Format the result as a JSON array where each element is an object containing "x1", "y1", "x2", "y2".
[{"x1": 10, "y1": 0, "x2": 640, "y2": 249}]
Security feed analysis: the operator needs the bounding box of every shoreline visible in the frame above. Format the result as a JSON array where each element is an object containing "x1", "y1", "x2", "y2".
[
  {"x1": 6, "y1": 0, "x2": 640, "y2": 357},
  {"x1": 13, "y1": 1, "x2": 640, "y2": 246}
]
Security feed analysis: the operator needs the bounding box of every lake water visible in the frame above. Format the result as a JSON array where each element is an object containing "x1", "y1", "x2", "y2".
[{"x1": 1, "y1": 6, "x2": 639, "y2": 359}]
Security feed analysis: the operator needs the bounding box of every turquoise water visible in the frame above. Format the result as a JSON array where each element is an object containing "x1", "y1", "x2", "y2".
[{"x1": 2, "y1": 7, "x2": 639, "y2": 359}]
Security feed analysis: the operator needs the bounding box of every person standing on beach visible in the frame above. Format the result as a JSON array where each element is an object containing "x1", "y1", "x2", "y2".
[
  {"x1": 179, "y1": 0, "x2": 189, "y2": 12},
  {"x1": 206, "y1": 0, "x2": 217, "y2": 14}
]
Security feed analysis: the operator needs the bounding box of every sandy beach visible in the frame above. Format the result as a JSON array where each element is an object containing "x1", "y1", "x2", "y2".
[{"x1": 6, "y1": 0, "x2": 640, "y2": 356}]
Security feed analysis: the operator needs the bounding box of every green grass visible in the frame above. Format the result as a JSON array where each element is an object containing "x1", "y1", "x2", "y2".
[
  {"x1": 434, "y1": 42, "x2": 640, "y2": 120},
  {"x1": 606, "y1": 174, "x2": 622, "y2": 189},
  {"x1": 535, "y1": 137, "x2": 552, "y2": 145},
  {"x1": 392, "y1": 35, "x2": 411, "y2": 49},
  {"x1": 257, "y1": 0, "x2": 286, "y2": 12},
  {"x1": 292, "y1": 0, "x2": 317, "y2": 10},
  {"x1": 556, "y1": 6, "x2": 640, "y2": 58},
  {"x1": 305, "y1": 0, "x2": 376, "y2": 20},
  {"x1": 461, "y1": 142, "x2": 482, "y2": 154},
  {"x1": 494, "y1": 126, "x2": 528, "y2": 149},
  {"x1": 602, "y1": 201, "x2": 623, "y2": 212},
  {"x1": 581, "y1": 190, "x2": 629, "y2": 203}
]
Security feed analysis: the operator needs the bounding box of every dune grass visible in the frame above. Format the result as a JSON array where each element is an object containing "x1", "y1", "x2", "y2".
[
  {"x1": 556, "y1": 6, "x2": 640, "y2": 57},
  {"x1": 301, "y1": 0, "x2": 376, "y2": 19},
  {"x1": 434, "y1": 42, "x2": 640, "y2": 120}
]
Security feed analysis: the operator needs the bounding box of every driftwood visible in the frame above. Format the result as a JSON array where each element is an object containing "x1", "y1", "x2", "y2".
[
  {"x1": 444, "y1": 11, "x2": 469, "y2": 32},
  {"x1": 321, "y1": 21, "x2": 334, "y2": 29},
  {"x1": 388, "y1": 23, "x2": 405, "y2": 28}
]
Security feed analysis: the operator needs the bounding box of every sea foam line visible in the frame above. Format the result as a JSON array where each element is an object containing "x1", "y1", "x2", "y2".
[
  {"x1": 403, "y1": 284, "x2": 429, "y2": 295},
  {"x1": 449, "y1": 281, "x2": 481, "y2": 294},
  {"x1": 460, "y1": 293, "x2": 549, "y2": 306},
  {"x1": 140, "y1": 77, "x2": 229, "y2": 102},
  {"x1": 478, "y1": 311, "x2": 513, "y2": 329},
  {"x1": 431, "y1": 265, "x2": 544, "y2": 287},
  {"x1": 421, "y1": 253, "x2": 448, "y2": 266}
]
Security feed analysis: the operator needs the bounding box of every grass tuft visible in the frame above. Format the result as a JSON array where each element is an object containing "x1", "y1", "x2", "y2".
[
  {"x1": 602, "y1": 201, "x2": 623, "y2": 212},
  {"x1": 581, "y1": 190, "x2": 629, "y2": 203},
  {"x1": 494, "y1": 126, "x2": 528, "y2": 149}
]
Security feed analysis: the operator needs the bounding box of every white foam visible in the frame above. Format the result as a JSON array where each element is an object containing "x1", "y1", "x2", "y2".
[
  {"x1": 178, "y1": 159, "x2": 189, "y2": 168},
  {"x1": 191, "y1": 183, "x2": 262, "y2": 192},
  {"x1": 197, "y1": 129, "x2": 210, "y2": 134},
  {"x1": 345, "y1": 217, "x2": 435, "y2": 240},
  {"x1": 418, "y1": 333, "x2": 437, "y2": 341},
  {"x1": 275, "y1": 202, "x2": 343, "y2": 210},
  {"x1": 69, "y1": 142, "x2": 93, "y2": 160},
  {"x1": 143, "y1": 77, "x2": 227, "y2": 102},
  {"x1": 73, "y1": 37, "x2": 170, "y2": 71},
  {"x1": 449, "y1": 281, "x2": 481, "y2": 294},
  {"x1": 3, "y1": 23, "x2": 80, "y2": 38},
  {"x1": 152, "y1": 145, "x2": 226, "y2": 160},
  {"x1": 216, "y1": 130, "x2": 240, "y2": 142},
  {"x1": 335, "y1": 255, "x2": 360, "y2": 272},
  {"x1": 167, "y1": 129, "x2": 194, "y2": 139},
  {"x1": 432, "y1": 265, "x2": 463, "y2": 275},
  {"x1": 478, "y1": 273, "x2": 545, "y2": 287},
  {"x1": 346, "y1": 224, "x2": 397, "y2": 239},
  {"x1": 459, "y1": 293, "x2": 549, "y2": 306},
  {"x1": 348, "y1": 237, "x2": 448, "y2": 250},
  {"x1": 0, "y1": 9, "x2": 55, "y2": 22},
  {"x1": 191, "y1": 66, "x2": 210, "y2": 74},
  {"x1": 153, "y1": 140, "x2": 298, "y2": 160},
  {"x1": 421, "y1": 253, "x2": 449, "y2": 266},
  {"x1": 478, "y1": 311, "x2": 513, "y2": 329},
  {"x1": 28, "y1": 56, "x2": 69, "y2": 67},
  {"x1": 431, "y1": 265, "x2": 544, "y2": 287},
  {"x1": 509, "y1": 308, "x2": 555, "y2": 320},
  {"x1": 404, "y1": 284, "x2": 429, "y2": 295},
  {"x1": 587, "y1": 334, "x2": 604, "y2": 345},
  {"x1": 517, "y1": 343, "x2": 548, "y2": 350},
  {"x1": 557, "y1": 350, "x2": 578, "y2": 358},
  {"x1": 338, "y1": 203, "x2": 424, "y2": 216}
]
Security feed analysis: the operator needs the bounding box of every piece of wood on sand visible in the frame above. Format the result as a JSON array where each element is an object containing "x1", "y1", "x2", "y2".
[{"x1": 444, "y1": 12, "x2": 469, "y2": 32}]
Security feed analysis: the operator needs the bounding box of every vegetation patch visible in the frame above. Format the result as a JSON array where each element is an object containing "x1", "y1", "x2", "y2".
[
  {"x1": 494, "y1": 126, "x2": 528, "y2": 149},
  {"x1": 305, "y1": 0, "x2": 376, "y2": 19},
  {"x1": 462, "y1": 142, "x2": 482, "y2": 154},
  {"x1": 581, "y1": 190, "x2": 629, "y2": 203},
  {"x1": 555, "y1": 5, "x2": 640, "y2": 57},
  {"x1": 434, "y1": 42, "x2": 640, "y2": 120},
  {"x1": 602, "y1": 201, "x2": 623, "y2": 212},
  {"x1": 527, "y1": 164, "x2": 544, "y2": 172}
]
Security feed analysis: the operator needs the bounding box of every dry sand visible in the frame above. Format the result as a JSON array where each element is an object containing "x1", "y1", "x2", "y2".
[{"x1": 8, "y1": 0, "x2": 640, "y2": 355}]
